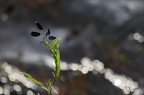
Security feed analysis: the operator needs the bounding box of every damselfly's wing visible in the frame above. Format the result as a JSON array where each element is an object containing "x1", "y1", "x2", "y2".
[
  {"x1": 31, "y1": 31, "x2": 40, "y2": 37},
  {"x1": 31, "y1": 22, "x2": 56, "y2": 42},
  {"x1": 47, "y1": 29, "x2": 50, "y2": 35},
  {"x1": 45, "y1": 28, "x2": 51, "y2": 36},
  {"x1": 31, "y1": 22, "x2": 44, "y2": 37},
  {"x1": 47, "y1": 28, "x2": 56, "y2": 40},
  {"x1": 35, "y1": 22, "x2": 43, "y2": 30},
  {"x1": 49, "y1": 36, "x2": 56, "y2": 40}
]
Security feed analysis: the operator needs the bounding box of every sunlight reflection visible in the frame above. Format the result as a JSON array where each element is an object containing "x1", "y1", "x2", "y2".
[
  {"x1": 1, "y1": 58, "x2": 142, "y2": 94},
  {"x1": 105, "y1": 68, "x2": 140, "y2": 94},
  {"x1": 60, "y1": 62, "x2": 69, "y2": 70},
  {"x1": 8, "y1": 74, "x2": 16, "y2": 81},
  {"x1": 27, "y1": 90, "x2": 34, "y2": 95},
  {"x1": 78, "y1": 65, "x2": 82, "y2": 71},
  {"x1": 2, "y1": 62, "x2": 37, "y2": 90},
  {"x1": 0, "y1": 87, "x2": 3, "y2": 94},
  {"x1": 1, "y1": 61, "x2": 61, "y2": 95},
  {"x1": 25, "y1": 81, "x2": 35, "y2": 88},
  {"x1": 133, "y1": 89, "x2": 143, "y2": 95},
  {"x1": 92, "y1": 59, "x2": 105, "y2": 73},
  {"x1": 133, "y1": 32, "x2": 144, "y2": 43},
  {"x1": 134, "y1": 33, "x2": 141, "y2": 40},
  {"x1": 81, "y1": 67, "x2": 89, "y2": 74},
  {"x1": 0, "y1": 76, "x2": 7, "y2": 83},
  {"x1": 5, "y1": 65, "x2": 12, "y2": 74},
  {"x1": 114, "y1": 79, "x2": 121, "y2": 86},
  {"x1": 81, "y1": 57, "x2": 94, "y2": 71},
  {"x1": 60, "y1": 57, "x2": 142, "y2": 95},
  {"x1": 69, "y1": 63, "x2": 79, "y2": 71},
  {"x1": 13, "y1": 84, "x2": 22, "y2": 92}
]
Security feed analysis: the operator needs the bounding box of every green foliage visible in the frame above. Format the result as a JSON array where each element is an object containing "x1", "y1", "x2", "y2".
[
  {"x1": 22, "y1": 38, "x2": 61, "y2": 95},
  {"x1": 43, "y1": 38, "x2": 60, "y2": 81},
  {"x1": 21, "y1": 72, "x2": 48, "y2": 91}
]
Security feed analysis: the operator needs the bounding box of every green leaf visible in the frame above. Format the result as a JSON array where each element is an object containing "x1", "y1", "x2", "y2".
[
  {"x1": 50, "y1": 38, "x2": 60, "y2": 49},
  {"x1": 43, "y1": 40, "x2": 54, "y2": 53},
  {"x1": 52, "y1": 72, "x2": 55, "y2": 77},
  {"x1": 43, "y1": 40, "x2": 49, "y2": 46},
  {"x1": 46, "y1": 79, "x2": 52, "y2": 93},
  {"x1": 55, "y1": 39, "x2": 60, "y2": 49},
  {"x1": 21, "y1": 72, "x2": 46, "y2": 89},
  {"x1": 48, "y1": 80, "x2": 52, "y2": 90},
  {"x1": 42, "y1": 38, "x2": 61, "y2": 89}
]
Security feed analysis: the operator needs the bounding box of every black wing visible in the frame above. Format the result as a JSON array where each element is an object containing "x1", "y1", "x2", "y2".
[
  {"x1": 47, "y1": 28, "x2": 50, "y2": 35},
  {"x1": 31, "y1": 31, "x2": 40, "y2": 37},
  {"x1": 49, "y1": 36, "x2": 56, "y2": 40},
  {"x1": 35, "y1": 21, "x2": 43, "y2": 30}
]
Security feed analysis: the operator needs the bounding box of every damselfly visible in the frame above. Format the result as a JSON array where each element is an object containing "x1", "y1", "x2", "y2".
[{"x1": 31, "y1": 21, "x2": 56, "y2": 44}]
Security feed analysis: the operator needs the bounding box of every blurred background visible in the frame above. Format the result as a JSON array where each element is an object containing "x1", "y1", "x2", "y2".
[{"x1": 0, "y1": 0, "x2": 144, "y2": 95}]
